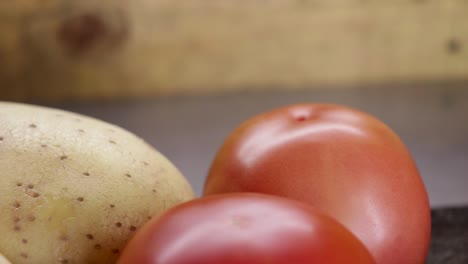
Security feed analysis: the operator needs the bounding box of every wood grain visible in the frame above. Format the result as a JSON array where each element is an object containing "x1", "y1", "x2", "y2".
[{"x1": 0, "y1": 0, "x2": 467, "y2": 101}]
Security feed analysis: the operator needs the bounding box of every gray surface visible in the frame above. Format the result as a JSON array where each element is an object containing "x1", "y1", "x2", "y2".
[{"x1": 46, "y1": 83, "x2": 468, "y2": 207}]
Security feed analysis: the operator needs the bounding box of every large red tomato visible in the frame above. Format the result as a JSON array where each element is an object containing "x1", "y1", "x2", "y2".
[
  {"x1": 118, "y1": 193, "x2": 376, "y2": 264},
  {"x1": 204, "y1": 103, "x2": 431, "y2": 264}
]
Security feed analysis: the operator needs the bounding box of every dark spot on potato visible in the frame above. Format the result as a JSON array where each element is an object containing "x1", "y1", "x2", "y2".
[
  {"x1": 59, "y1": 234, "x2": 68, "y2": 241},
  {"x1": 30, "y1": 192, "x2": 41, "y2": 198},
  {"x1": 147, "y1": 216, "x2": 152, "y2": 220},
  {"x1": 41, "y1": 144, "x2": 48, "y2": 148},
  {"x1": 29, "y1": 124, "x2": 37, "y2": 128},
  {"x1": 447, "y1": 38, "x2": 462, "y2": 54},
  {"x1": 110, "y1": 204, "x2": 115, "y2": 208},
  {"x1": 115, "y1": 222, "x2": 122, "y2": 228},
  {"x1": 112, "y1": 249, "x2": 120, "y2": 254},
  {"x1": 27, "y1": 215, "x2": 36, "y2": 222},
  {"x1": 61, "y1": 259, "x2": 69, "y2": 264},
  {"x1": 129, "y1": 226, "x2": 137, "y2": 232},
  {"x1": 13, "y1": 201, "x2": 21, "y2": 208},
  {"x1": 16, "y1": 182, "x2": 23, "y2": 187},
  {"x1": 14, "y1": 225, "x2": 21, "y2": 231},
  {"x1": 152, "y1": 189, "x2": 157, "y2": 193},
  {"x1": 60, "y1": 155, "x2": 68, "y2": 160},
  {"x1": 78, "y1": 129, "x2": 85, "y2": 133},
  {"x1": 77, "y1": 197, "x2": 84, "y2": 202},
  {"x1": 14, "y1": 216, "x2": 21, "y2": 223},
  {"x1": 86, "y1": 234, "x2": 94, "y2": 240},
  {"x1": 20, "y1": 252, "x2": 28, "y2": 258},
  {"x1": 94, "y1": 244, "x2": 102, "y2": 250},
  {"x1": 0, "y1": 136, "x2": 3, "y2": 141},
  {"x1": 22, "y1": 238, "x2": 28, "y2": 244},
  {"x1": 125, "y1": 173, "x2": 132, "y2": 178},
  {"x1": 83, "y1": 172, "x2": 90, "y2": 176},
  {"x1": 109, "y1": 140, "x2": 117, "y2": 144},
  {"x1": 27, "y1": 184, "x2": 34, "y2": 189},
  {"x1": 143, "y1": 161, "x2": 149, "y2": 166}
]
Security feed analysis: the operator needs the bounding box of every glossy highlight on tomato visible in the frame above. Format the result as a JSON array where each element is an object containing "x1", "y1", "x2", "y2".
[
  {"x1": 118, "y1": 193, "x2": 376, "y2": 264},
  {"x1": 204, "y1": 103, "x2": 431, "y2": 264}
]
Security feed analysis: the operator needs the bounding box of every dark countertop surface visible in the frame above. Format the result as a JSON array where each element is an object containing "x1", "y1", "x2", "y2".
[{"x1": 428, "y1": 206, "x2": 468, "y2": 264}]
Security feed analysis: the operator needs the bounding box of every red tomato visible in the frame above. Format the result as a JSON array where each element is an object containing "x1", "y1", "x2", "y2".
[
  {"x1": 118, "y1": 193, "x2": 376, "y2": 264},
  {"x1": 204, "y1": 103, "x2": 431, "y2": 264}
]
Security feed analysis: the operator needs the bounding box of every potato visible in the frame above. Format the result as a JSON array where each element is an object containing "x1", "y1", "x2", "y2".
[
  {"x1": 0, "y1": 253, "x2": 11, "y2": 264},
  {"x1": 0, "y1": 102, "x2": 195, "y2": 263}
]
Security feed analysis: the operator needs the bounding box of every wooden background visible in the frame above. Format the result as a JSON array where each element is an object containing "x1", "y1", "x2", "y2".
[{"x1": 0, "y1": 0, "x2": 467, "y2": 102}]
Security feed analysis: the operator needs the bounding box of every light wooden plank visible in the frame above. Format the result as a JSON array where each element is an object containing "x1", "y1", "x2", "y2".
[{"x1": 0, "y1": 0, "x2": 467, "y2": 101}]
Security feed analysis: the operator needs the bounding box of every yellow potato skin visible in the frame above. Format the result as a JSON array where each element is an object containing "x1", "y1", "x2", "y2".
[
  {"x1": 0, "y1": 253, "x2": 11, "y2": 264},
  {"x1": 0, "y1": 102, "x2": 195, "y2": 264}
]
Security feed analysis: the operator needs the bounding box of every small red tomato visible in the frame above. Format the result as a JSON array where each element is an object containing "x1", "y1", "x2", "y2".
[
  {"x1": 118, "y1": 193, "x2": 376, "y2": 264},
  {"x1": 204, "y1": 103, "x2": 431, "y2": 264}
]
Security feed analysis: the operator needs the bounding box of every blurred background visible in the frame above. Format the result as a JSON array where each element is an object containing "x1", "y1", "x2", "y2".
[{"x1": 0, "y1": 0, "x2": 467, "y2": 207}]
